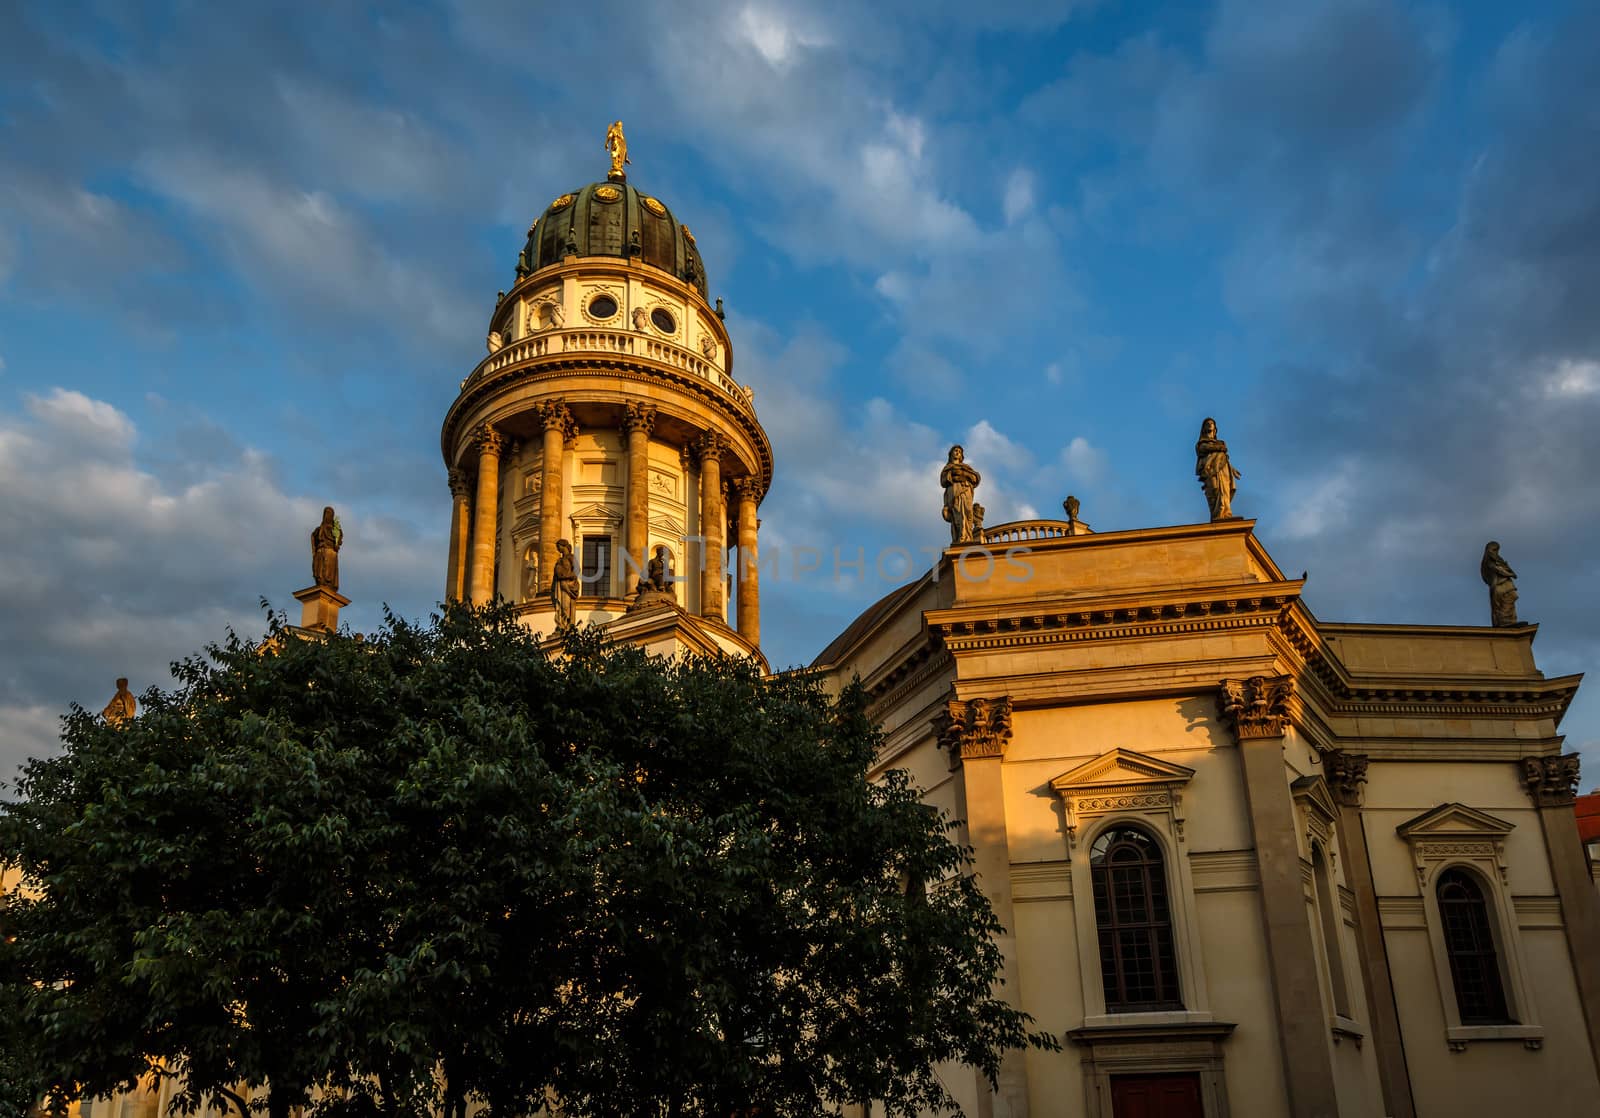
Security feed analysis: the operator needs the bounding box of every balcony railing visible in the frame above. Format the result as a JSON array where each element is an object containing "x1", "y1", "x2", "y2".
[
  {"x1": 981, "y1": 520, "x2": 1077, "y2": 544},
  {"x1": 460, "y1": 329, "x2": 754, "y2": 414}
]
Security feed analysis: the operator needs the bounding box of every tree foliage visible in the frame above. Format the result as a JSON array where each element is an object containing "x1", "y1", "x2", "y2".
[{"x1": 1, "y1": 602, "x2": 1053, "y2": 1117}]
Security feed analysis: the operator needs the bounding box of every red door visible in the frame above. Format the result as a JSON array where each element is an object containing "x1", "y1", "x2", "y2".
[{"x1": 1110, "y1": 1072, "x2": 1204, "y2": 1118}]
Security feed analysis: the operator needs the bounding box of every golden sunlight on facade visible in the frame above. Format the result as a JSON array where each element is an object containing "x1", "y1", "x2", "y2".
[{"x1": 77, "y1": 126, "x2": 1600, "y2": 1118}]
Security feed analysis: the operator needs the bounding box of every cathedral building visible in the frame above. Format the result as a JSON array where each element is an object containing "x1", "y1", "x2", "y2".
[{"x1": 57, "y1": 127, "x2": 1600, "y2": 1118}]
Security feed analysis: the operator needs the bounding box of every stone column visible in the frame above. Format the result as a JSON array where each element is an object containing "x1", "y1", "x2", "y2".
[
  {"x1": 939, "y1": 696, "x2": 1027, "y2": 1118},
  {"x1": 1522, "y1": 754, "x2": 1600, "y2": 1077},
  {"x1": 696, "y1": 432, "x2": 726, "y2": 621},
  {"x1": 446, "y1": 467, "x2": 471, "y2": 602},
  {"x1": 537, "y1": 401, "x2": 572, "y2": 591},
  {"x1": 469, "y1": 424, "x2": 505, "y2": 605},
  {"x1": 734, "y1": 477, "x2": 761, "y2": 645},
  {"x1": 1220, "y1": 676, "x2": 1339, "y2": 1118},
  {"x1": 622, "y1": 402, "x2": 657, "y2": 596},
  {"x1": 1325, "y1": 751, "x2": 1416, "y2": 1118}
]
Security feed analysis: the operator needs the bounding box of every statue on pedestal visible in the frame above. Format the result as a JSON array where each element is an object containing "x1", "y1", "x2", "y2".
[
  {"x1": 312, "y1": 507, "x2": 343, "y2": 591},
  {"x1": 102, "y1": 678, "x2": 136, "y2": 725},
  {"x1": 521, "y1": 547, "x2": 541, "y2": 603},
  {"x1": 604, "y1": 120, "x2": 630, "y2": 180},
  {"x1": 1195, "y1": 418, "x2": 1241, "y2": 520},
  {"x1": 940, "y1": 445, "x2": 982, "y2": 545},
  {"x1": 551, "y1": 539, "x2": 579, "y2": 628},
  {"x1": 1481, "y1": 541, "x2": 1521, "y2": 627}
]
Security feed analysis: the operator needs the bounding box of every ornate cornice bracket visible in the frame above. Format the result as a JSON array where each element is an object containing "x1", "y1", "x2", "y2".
[
  {"x1": 1521, "y1": 753, "x2": 1581, "y2": 808},
  {"x1": 1324, "y1": 750, "x2": 1369, "y2": 808},
  {"x1": 1220, "y1": 674, "x2": 1295, "y2": 740},
  {"x1": 936, "y1": 695, "x2": 1013, "y2": 765}
]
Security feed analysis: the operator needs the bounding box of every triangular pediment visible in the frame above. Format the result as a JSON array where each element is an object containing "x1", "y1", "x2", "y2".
[
  {"x1": 570, "y1": 503, "x2": 622, "y2": 527},
  {"x1": 1291, "y1": 775, "x2": 1339, "y2": 822},
  {"x1": 1050, "y1": 747, "x2": 1196, "y2": 793},
  {"x1": 649, "y1": 515, "x2": 687, "y2": 539},
  {"x1": 1396, "y1": 802, "x2": 1515, "y2": 840}
]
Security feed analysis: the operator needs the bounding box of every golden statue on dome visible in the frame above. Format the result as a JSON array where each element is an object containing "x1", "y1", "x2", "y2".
[{"x1": 605, "y1": 120, "x2": 630, "y2": 181}]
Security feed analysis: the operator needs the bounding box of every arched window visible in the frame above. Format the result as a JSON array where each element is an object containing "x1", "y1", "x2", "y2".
[
  {"x1": 1091, "y1": 826, "x2": 1182, "y2": 1010},
  {"x1": 1437, "y1": 868, "x2": 1511, "y2": 1025}
]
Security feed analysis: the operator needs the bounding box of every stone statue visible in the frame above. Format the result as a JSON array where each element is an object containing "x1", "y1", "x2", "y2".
[
  {"x1": 605, "y1": 120, "x2": 630, "y2": 179},
  {"x1": 1481, "y1": 541, "x2": 1521, "y2": 627},
  {"x1": 715, "y1": 297, "x2": 725, "y2": 320},
  {"x1": 101, "y1": 678, "x2": 136, "y2": 725},
  {"x1": 972, "y1": 503, "x2": 986, "y2": 536},
  {"x1": 521, "y1": 546, "x2": 540, "y2": 603},
  {"x1": 1195, "y1": 417, "x2": 1241, "y2": 521},
  {"x1": 486, "y1": 329, "x2": 503, "y2": 354},
  {"x1": 940, "y1": 445, "x2": 981, "y2": 545},
  {"x1": 564, "y1": 225, "x2": 579, "y2": 257},
  {"x1": 515, "y1": 249, "x2": 529, "y2": 278},
  {"x1": 1064, "y1": 495, "x2": 1081, "y2": 525},
  {"x1": 551, "y1": 539, "x2": 579, "y2": 628},
  {"x1": 646, "y1": 545, "x2": 674, "y2": 595},
  {"x1": 632, "y1": 306, "x2": 649, "y2": 332},
  {"x1": 311, "y1": 506, "x2": 343, "y2": 591}
]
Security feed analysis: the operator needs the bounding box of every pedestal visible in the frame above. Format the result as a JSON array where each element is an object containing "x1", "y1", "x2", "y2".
[{"x1": 293, "y1": 584, "x2": 350, "y2": 633}]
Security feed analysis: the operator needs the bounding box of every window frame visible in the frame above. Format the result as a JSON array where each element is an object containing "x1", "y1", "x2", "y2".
[
  {"x1": 1051, "y1": 748, "x2": 1213, "y2": 1027},
  {"x1": 1396, "y1": 803, "x2": 1543, "y2": 1049},
  {"x1": 1090, "y1": 825, "x2": 1184, "y2": 1012}
]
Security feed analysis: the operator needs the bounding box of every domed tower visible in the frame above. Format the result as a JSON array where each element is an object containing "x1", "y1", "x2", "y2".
[{"x1": 439, "y1": 124, "x2": 771, "y2": 661}]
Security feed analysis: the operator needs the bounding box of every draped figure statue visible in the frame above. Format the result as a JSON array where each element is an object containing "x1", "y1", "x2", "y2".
[
  {"x1": 940, "y1": 445, "x2": 982, "y2": 545},
  {"x1": 312, "y1": 507, "x2": 343, "y2": 591},
  {"x1": 551, "y1": 539, "x2": 580, "y2": 628},
  {"x1": 1480, "y1": 541, "x2": 1520, "y2": 627},
  {"x1": 1194, "y1": 418, "x2": 1241, "y2": 521}
]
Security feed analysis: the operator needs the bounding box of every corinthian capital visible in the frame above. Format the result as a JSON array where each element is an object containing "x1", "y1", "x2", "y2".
[
  {"x1": 474, "y1": 424, "x2": 506, "y2": 456},
  {"x1": 937, "y1": 695, "x2": 1013, "y2": 763},
  {"x1": 1323, "y1": 750, "x2": 1369, "y2": 807},
  {"x1": 732, "y1": 476, "x2": 763, "y2": 503},
  {"x1": 622, "y1": 401, "x2": 658, "y2": 436},
  {"x1": 693, "y1": 430, "x2": 728, "y2": 465},
  {"x1": 1521, "y1": 753, "x2": 1581, "y2": 807},
  {"x1": 1219, "y1": 675, "x2": 1295, "y2": 740},
  {"x1": 535, "y1": 399, "x2": 572, "y2": 432},
  {"x1": 447, "y1": 467, "x2": 471, "y2": 499}
]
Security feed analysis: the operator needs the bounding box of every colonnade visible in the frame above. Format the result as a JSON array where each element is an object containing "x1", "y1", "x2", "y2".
[{"x1": 445, "y1": 401, "x2": 760, "y2": 645}]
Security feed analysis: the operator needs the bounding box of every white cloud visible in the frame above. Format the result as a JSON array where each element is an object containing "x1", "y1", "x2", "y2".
[
  {"x1": 736, "y1": 4, "x2": 830, "y2": 67},
  {"x1": 1003, "y1": 168, "x2": 1036, "y2": 224},
  {"x1": 1543, "y1": 358, "x2": 1600, "y2": 399},
  {"x1": 0, "y1": 388, "x2": 440, "y2": 784},
  {"x1": 1060, "y1": 436, "x2": 1108, "y2": 485}
]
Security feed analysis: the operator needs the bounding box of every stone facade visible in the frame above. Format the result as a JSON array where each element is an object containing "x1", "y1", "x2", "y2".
[{"x1": 811, "y1": 518, "x2": 1600, "y2": 1117}]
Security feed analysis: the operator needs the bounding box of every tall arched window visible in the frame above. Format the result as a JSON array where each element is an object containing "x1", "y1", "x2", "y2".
[
  {"x1": 1091, "y1": 826, "x2": 1182, "y2": 1010},
  {"x1": 1437, "y1": 868, "x2": 1511, "y2": 1025}
]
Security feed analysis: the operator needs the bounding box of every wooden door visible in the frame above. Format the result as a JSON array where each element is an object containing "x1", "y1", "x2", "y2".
[{"x1": 1110, "y1": 1072, "x2": 1204, "y2": 1118}]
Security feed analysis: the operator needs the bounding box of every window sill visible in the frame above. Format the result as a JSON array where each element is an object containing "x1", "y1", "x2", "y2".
[
  {"x1": 1445, "y1": 1024, "x2": 1544, "y2": 1051},
  {"x1": 1082, "y1": 1010, "x2": 1214, "y2": 1029}
]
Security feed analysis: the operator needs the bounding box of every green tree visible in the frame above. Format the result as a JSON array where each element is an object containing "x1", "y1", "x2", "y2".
[{"x1": 1, "y1": 603, "x2": 1053, "y2": 1118}]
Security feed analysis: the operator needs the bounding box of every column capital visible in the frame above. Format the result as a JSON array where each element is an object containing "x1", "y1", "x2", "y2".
[
  {"x1": 693, "y1": 430, "x2": 729, "y2": 465},
  {"x1": 447, "y1": 467, "x2": 471, "y2": 499},
  {"x1": 1219, "y1": 674, "x2": 1295, "y2": 740},
  {"x1": 622, "y1": 401, "x2": 658, "y2": 436},
  {"x1": 474, "y1": 424, "x2": 506, "y2": 456},
  {"x1": 937, "y1": 695, "x2": 1013, "y2": 764},
  {"x1": 535, "y1": 399, "x2": 574, "y2": 432},
  {"x1": 1324, "y1": 750, "x2": 1369, "y2": 807},
  {"x1": 1521, "y1": 752, "x2": 1582, "y2": 807},
  {"x1": 732, "y1": 476, "x2": 763, "y2": 503}
]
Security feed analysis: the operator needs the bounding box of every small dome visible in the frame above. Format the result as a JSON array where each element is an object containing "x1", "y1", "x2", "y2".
[{"x1": 521, "y1": 181, "x2": 709, "y2": 297}]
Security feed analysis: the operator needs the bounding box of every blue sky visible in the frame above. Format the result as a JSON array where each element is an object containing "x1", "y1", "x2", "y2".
[{"x1": 2, "y1": 0, "x2": 1597, "y2": 784}]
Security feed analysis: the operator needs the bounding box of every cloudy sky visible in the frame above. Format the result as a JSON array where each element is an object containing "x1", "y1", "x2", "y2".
[{"x1": 2, "y1": 0, "x2": 1597, "y2": 786}]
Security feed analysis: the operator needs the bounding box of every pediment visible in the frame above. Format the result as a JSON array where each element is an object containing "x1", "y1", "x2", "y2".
[
  {"x1": 1291, "y1": 775, "x2": 1339, "y2": 823},
  {"x1": 1050, "y1": 747, "x2": 1195, "y2": 794},
  {"x1": 570, "y1": 503, "x2": 622, "y2": 527},
  {"x1": 1396, "y1": 802, "x2": 1515, "y2": 840},
  {"x1": 650, "y1": 515, "x2": 687, "y2": 539}
]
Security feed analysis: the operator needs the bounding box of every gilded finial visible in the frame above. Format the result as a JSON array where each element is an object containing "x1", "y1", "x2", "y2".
[{"x1": 605, "y1": 120, "x2": 630, "y2": 182}]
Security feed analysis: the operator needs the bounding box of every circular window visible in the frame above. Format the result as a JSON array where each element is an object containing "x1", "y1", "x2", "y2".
[
  {"x1": 588, "y1": 294, "x2": 619, "y2": 320},
  {"x1": 650, "y1": 307, "x2": 677, "y2": 334}
]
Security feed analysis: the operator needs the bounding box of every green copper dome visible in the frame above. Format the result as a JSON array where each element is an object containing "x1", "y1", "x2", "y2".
[{"x1": 520, "y1": 181, "x2": 709, "y2": 298}]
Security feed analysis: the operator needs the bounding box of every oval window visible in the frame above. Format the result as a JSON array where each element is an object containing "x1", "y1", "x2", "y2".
[
  {"x1": 650, "y1": 307, "x2": 677, "y2": 334},
  {"x1": 588, "y1": 294, "x2": 619, "y2": 320}
]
